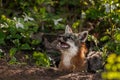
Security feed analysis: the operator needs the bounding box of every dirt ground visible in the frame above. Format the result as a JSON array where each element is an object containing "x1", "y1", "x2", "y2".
[
  {"x1": 0, "y1": 61, "x2": 102, "y2": 80},
  {"x1": 0, "y1": 38, "x2": 102, "y2": 80}
]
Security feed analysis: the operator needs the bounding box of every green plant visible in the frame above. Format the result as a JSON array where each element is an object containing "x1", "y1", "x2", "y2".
[
  {"x1": 0, "y1": 13, "x2": 40, "y2": 64},
  {"x1": 101, "y1": 27, "x2": 120, "y2": 55},
  {"x1": 9, "y1": 48, "x2": 18, "y2": 64},
  {"x1": 1, "y1": 13, "x2": 39, "y2": 46},
  {"x1": 102, "y1": 53, "x2": 120, "y2": 79},
  {"x1": 101, "y1": 26, "x2": 120, "y2": 80},
  {"x1": 33, "y1": 51, "x2": 50, "y2": 67}
]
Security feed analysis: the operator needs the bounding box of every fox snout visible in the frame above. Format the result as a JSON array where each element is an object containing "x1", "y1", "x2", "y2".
[{"x1": 57, "y1": 35, "x2": 71, "y2": 50}]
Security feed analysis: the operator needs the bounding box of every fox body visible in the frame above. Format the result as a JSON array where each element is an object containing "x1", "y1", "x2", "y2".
[{"x1": 57, "y1": 25, "x2": 88, "y2": 72}]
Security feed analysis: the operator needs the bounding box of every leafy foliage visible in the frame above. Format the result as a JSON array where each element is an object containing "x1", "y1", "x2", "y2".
[
  {"x1": 102, "y1": 53, "x2": 120, "y2": 79},
  {"x1": 0, "y1": 0, "x2": 120, "y2": 75},
  {"x1": 1, "y1": 14, "x2": 39, "y2": 49},
  {"x1": 101, "y1": 28, "x2": 120, "y2": 54},
  {"x1": 33, "y1": 51, "x2": 50, "y2": 67}
]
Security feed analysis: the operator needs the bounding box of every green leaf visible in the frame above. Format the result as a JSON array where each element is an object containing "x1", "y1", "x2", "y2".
[
  {"x1": 37, "y1": 0, "x2": 44, "y2": 4},
  {"x1": 0, "y1": 38, "x2": 5, "y2": 45},
  {"x1": 54, "y1": 24, "x2": 64, "y2": 30},
  {"x1": 72, "y1": 20, "x2": 80, "y2": 29},
  {"x1": 9, "y1": 27, "x2": 16, "y2": 35},
  {"x1": 14, "y1": 34, "x2": 22, "y2": 39},
  {"x1": 114, "y1": 33, "x2": 120, "y2": 41},
  {"x1": 0, "y1": 31, "x2": 5, "y2": 38},
  {"x1": 9, "y1": 56, "x2": 17, "y2": 64},
  {"x1": 31, "y1": 39, "x2": 40, "y2": 45},
  {"x1": 115, "y1": 44, "x2": 120, "y2": 54},
  {"x1": 100, "y1": 36, "x2": 110, "y2": 41},
  {"x1": 9, "y1": 48, "x2": 17, "y2": 57},
  {"x1": 13, "y1": 39, "x2": 21, "y2": 47},
  {"x1": 33, "y1": 51, "x2": 50, "y2": 67},
  {"x1": 0, "y1": 51, "x2": 4, "y2": 58},
  {"x1": 105, "y1": 41, "x2": 116, "y2": 51},
  {"x1": 21, "y1": 43, "x2": 31, "y2": 50},
  {"x1": 0, "y1": 32, "x2": 5, "y2": 44}
]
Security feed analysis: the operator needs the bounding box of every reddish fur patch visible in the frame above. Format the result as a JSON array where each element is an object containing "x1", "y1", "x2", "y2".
[{"x1": 59, "y1": 43, "x2": 88, "y2": 72}]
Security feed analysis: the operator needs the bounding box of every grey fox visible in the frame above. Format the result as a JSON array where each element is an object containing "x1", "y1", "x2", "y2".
[{"x1": 57, "y1": 25, "x2": 88, "y2": 72}]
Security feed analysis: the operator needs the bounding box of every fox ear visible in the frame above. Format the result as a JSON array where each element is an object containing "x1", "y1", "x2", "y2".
[
  {"x1": 65, "y1": 25, "x2": 73, "y2": 34},
  {"x1": 78, "y1": 31, "x2": 88, "y2": 42}
]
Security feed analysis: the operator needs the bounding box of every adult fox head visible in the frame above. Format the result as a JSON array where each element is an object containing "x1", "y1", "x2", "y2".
[{"x1": 57, "y1": 25, "x2": 88, "y2": 52}]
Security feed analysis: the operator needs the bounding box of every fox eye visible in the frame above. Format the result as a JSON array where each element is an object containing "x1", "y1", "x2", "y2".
[
  {"x1": 63, "y1": 34, "x2": 75, "y2": 41},
  {"x1": 58, "y1": 35, "x2": 63, "y2": 38},
  {"x1": 67, "y1": 35, "x2": 74, "y2": 40},
  {"x1": 63, "y1": 36, "x2": 71, "y2": 41},
  {"x1": 67, "y1": 36, "x2": 71, "y2": 39}
]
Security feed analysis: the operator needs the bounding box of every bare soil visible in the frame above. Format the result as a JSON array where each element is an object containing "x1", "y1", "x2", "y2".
[{"x1": 0, "y1": 61, "x2": 102, "y2": 80}]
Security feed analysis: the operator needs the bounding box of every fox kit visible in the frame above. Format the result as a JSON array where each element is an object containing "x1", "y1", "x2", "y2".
[{"x1": 57, "y1": 25, "x2": 88, "y2": 72}]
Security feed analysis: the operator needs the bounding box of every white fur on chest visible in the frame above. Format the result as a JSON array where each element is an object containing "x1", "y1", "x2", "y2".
[{"x1": 61, "y1": 42, "x2": 78, "y2": 68}]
